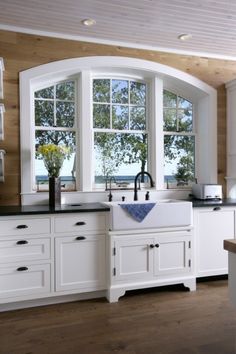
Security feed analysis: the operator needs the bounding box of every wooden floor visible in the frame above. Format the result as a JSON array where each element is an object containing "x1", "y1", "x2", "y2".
[{"x1": 0, "y1": 279, "x2": 236, "y2": 354}]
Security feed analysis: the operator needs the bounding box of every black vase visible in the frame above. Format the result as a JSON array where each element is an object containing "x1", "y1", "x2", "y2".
[{"x1": 49, "y1": 177, "x2": 61, "y2": 208}]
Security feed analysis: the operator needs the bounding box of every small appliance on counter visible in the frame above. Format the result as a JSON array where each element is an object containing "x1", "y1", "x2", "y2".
[{"x1": 191, "y1": 183, "x2": 222, "y2": 200}]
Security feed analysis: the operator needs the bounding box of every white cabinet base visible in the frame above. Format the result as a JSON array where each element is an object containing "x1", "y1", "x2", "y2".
[{"x1": 106, "y1": 276, "x2": 196, "y2": 303}]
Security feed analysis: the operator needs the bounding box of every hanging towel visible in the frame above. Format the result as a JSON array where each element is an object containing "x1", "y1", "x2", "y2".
[{"x1": 119, "y1": 203, "x2": 156, "y2": 222}]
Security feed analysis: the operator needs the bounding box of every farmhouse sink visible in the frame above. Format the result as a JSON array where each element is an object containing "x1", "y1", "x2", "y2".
[{"x1": 103, "y1": 200, "x2": 192, "y2": 231}]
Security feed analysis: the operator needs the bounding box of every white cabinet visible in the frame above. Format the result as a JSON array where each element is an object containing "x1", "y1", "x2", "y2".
[
  {"x1": 194, "y1": 206, "x2": 236, "y2": 277},
  {"x1": 108, "y1": 228, "x2": 195, "y2": 302},
  {"x1": 0, "y1": 211, "x2": 107, "y2": 309},
  {"x1": 55, "y1": 234, "x2": 106, "y2": 292}
]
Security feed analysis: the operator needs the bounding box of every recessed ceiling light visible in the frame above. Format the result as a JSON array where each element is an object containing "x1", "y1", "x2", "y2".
[
  {"x1": 178, "y1": 33, "x2": 192, "y2": 41},
  {"x1": 81, "y1": 18, "x2": 96, "y2": 26}
]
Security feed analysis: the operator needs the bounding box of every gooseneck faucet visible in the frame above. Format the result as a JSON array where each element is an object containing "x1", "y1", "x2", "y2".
[{"x1": 134, "y1": 171, "x2": 154, "y2": 201}]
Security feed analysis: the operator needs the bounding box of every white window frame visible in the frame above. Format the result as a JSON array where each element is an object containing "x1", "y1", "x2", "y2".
[{"x1": 20, "y1": 56, "x2": 217, "y2": 205}]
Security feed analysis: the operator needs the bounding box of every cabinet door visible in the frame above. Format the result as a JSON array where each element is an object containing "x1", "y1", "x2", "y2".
[
  {"x1": 196, "y1": 208, "x2": 235, "y2": 277},
  {"x1": 55, "y1": 235, "x2": 106, "y2": 292},
  {"x1": 113, "y1": 237, "x2": 155, "y2": 282},
  {"x1": 155, "y1": 235, "x2": 191, "y2": 277}
]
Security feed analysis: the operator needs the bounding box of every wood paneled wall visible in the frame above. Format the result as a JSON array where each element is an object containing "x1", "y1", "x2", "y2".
[{"x1": 0, "y1": 29, "x2": 235, "y2": 205}]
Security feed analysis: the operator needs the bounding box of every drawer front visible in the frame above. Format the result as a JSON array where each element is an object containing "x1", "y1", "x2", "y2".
[
  {"x1": 0, "y1": 238, "x2": 51, "y2": 264},
  {"x1": 54, "y1": 213, "x2": 106, "y2": 233},
  {"x1": 0, "y1": 218, "x2": 51, "y2": 236},
  {"x1": 0, "y1": 264, "x2": 51, "y2": 299}
]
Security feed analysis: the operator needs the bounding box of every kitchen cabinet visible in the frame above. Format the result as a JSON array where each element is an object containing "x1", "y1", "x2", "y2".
[
  {"x1": 194, "y1": 206, "x2": 236, "y2": 277},
  {"x1": 107, "y1": 228, "x2": 195, "y2": 302},
  {"x1": 55, "y1": 234, "x2": 105, "y2": 292},
  {"x1": 0, "y1": 211, "x2": 107, "y2": 310}
]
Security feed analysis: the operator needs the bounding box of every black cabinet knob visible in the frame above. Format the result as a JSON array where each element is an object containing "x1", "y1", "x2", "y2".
[
  {"x1": 75, "y1": 221, "x2": 86, "y2": 226},
  {"x1": 75, "y1": 236, "x2": 86, "y2": 241},
  {"x1": 150, "y1": 244, "x2": 155, "y2": 248},
  {"x1": 155, "y1": 244, "x2": 160, "y2": 248},
  {"x1": 16, "y1": 224, "x2": 28, "y2": 229},
  {"x1": 213, "y1": 206, "x2": 221, "y2": 211},
  {"x1": 17, "y1": 266, "x2": 28, "y2": 271},
  {"x1": 16, "y1": 240, "x2": 28, "y2": 245}
]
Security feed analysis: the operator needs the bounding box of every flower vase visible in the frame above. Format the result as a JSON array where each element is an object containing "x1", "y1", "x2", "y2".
[{"x1": 49, "y1": 177, "x2": 61, "y2": 208}]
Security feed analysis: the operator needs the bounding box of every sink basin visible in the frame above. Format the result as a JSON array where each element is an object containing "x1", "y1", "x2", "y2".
[{"x1": 103, "y1": 200, "x2": 192, "y2": 231}]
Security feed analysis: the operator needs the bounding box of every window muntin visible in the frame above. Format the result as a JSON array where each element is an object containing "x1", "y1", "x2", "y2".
[
  {"x1": 34, "y1": 80, "x2": 77, "y2": 191},
  {"x1": 93, "y1": 78, "x2": 148, "y2": 187},
  {"x1": 163, "y1": 90, "x2": 195, "y2": 188}
]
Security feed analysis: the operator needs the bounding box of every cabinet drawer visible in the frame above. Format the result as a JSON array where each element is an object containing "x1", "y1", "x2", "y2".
[
  {"x1": 0, "y1": 264, "x2": 51, "y2": 299},
  {"x1": 54, "y1": 213, "x2": 106, "y2": 233},
  {"x1": 0, "y1": 238, "x2": 51, "y2": 264},
  {"x1": 0, "y1": 218, "x2": 51, "y2": 236}
]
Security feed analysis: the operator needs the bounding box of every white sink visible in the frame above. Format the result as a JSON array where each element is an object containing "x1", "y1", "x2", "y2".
[{"x1": 103, "y1": 200, "x2": 192, "y2": 231}]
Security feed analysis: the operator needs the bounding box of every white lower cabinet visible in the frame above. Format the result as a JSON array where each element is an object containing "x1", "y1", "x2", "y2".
[
  {"x1": 194, "y1": 207, "x2": 236, "y2": 277},
  {"x1": 55, "y1": 234, "x2": 106, "y2": 292},
  {"x1": 107, "y1": 229, "x2": 195, "y2": 302}
]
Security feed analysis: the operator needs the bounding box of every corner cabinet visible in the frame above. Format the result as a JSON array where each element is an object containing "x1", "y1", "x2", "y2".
[
  {"x1": 0, "y1": 211, "x2": 107, "y2": 310},
  {"x1": 193, "y1": 206, "x2": 236, "y2": 277},
  {"x1": 107, "y1": 227, "x2": 196, "y2": 303}
]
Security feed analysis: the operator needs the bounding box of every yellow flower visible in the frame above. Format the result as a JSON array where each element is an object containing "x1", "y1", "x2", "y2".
[{"x1": 38, "y1": 144, "x2": 69, "y2": 177}]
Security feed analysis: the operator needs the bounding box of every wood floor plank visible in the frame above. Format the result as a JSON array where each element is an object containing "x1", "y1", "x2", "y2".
[{"x1": 0, "y1": 280, "x2": 236, "y2": 354}]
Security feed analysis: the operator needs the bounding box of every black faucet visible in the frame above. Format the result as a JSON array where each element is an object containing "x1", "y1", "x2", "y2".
[
  {"x1": 108, "y1": 176, "x2": 116, "y2": 202},
  {"x1": 134, "y1": 171, "x2": 154, "y2": 201}
]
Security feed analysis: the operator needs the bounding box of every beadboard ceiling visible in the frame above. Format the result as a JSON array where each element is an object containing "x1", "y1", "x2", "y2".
[{"x1": 0, "y1": 0, "x2": 236, "y2": 59}]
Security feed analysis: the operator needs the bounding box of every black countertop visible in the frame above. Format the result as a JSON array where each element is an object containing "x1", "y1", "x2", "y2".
[
  {"x1": 0, "y1": 203, "x2": 110, "y2": 216},
  {"x1": 1, "y1": 199, "x2": 236, "y2": 216},
  {"x1": 190, "y1": 198, "x2": 236, "y2": 208}
]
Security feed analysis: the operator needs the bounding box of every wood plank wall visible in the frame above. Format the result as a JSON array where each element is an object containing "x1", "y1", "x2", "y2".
[{"x1": 0, "y1": 29, "x2": 235, "y2": 205}]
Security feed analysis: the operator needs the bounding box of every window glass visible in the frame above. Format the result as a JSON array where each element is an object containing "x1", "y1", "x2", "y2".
[
  {"x1": 93, "y1": 79, "x2": 110, "y2": 103},
  {"x1": 34, "y1": 80, "x2": 76, "y2": 191},
  {"x1": 163, "y1": 90, "x2": 195, "y2": 189},
  {"x1": 93, "y1": 78, "x2": 148, "y2": 188}
]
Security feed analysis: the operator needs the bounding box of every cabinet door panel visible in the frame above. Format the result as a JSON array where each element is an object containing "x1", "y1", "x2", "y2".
[
  {"x1": 55, "y1": 235, "x2": 105, "y2": 292},
  {"x1": 155, "y1": 237, "x2": 191, "y2": 276},
  {"x1": 196, "y1": 209, "x2": 235, "y2": 276},
  {"x1": 114, "y1": 238, "x2": 154, "y2": 281}
]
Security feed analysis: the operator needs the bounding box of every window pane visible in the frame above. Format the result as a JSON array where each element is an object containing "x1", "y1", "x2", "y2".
[
  {"x1": 93, "y1": 104, "x2": 110, "y2": 128},
  {"x1": 112, "y1": 80, "x2": 128, "y2": 104},
  {"x1": 34, "y1": 86, "x2": 54, "y2": 99},
  {"x1": 94, "y1": 132, "x2": 148, "y2": 184},
  {"x1": 56, "y1": 81, "x2": 75, "y2": 100},
  {"x1": 93, "y1": 79, "x2": 110, "y2": 103},
  {"x1": 178, "y1": 97, "x2": 192, "y2": 110},
  {"x1": 130, "y1": 81, "x2": 146, "y2": 105},
  {"x1": 35, "y1": 100, "x2": 54, "y2": 126},
  {"x1": 35, "y1": 131, "x2": 76, "y2": 191},
  {"x1": 130, "y1": 107, "x2": 146, "y2": 130},
  {"x1": 178, "y1": 109, "x2": 193, "y2": 132},
  {"x1": 163, "y1": 90, "x2": 177, "y2": 108},
  {"x1": 163, "y1": 108, "x2": 177, "y2": 131},
  {"x1": 164, "y1": 135, "x2": 195, "y2": 188},
  {"x1": 112, "y1": 105, "x2": 128, "y2": 129},
  {"x1": 56, "y1": 101, "x2": 75, "y2": 128}
]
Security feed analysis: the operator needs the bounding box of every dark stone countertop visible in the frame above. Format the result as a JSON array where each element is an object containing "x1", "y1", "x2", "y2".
[
  {"x1": 190, "y1": 198, "x2": 236, "y2": 208},
  {"x1": 0, "y1": 203, "x2": 110, "y2": 216}
]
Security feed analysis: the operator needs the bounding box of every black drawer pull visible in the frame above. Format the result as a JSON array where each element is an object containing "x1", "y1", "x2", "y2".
[
  {"x1": 16, "y1": 240, "x2": 28, "y2": 245},
  {"x1": 213, "y1": 206, "x2": 221, "y2": 211},
  {"x1": 155, "y1": 244, "x2": 160, "y2": 248},
  {"x1": 150, "y1": 244, "x2": 155, "y2": 248},
  {"x1": 17, "y1": 266, "x2": 28, "y2": 272},
  {"x1": 75, "y1": 221, "x2": 86, "y2": 226},
  {"x1": 16, "y1": 224, "x2": 28, "y2": 229},
  {"x1": 75, "y1": 236, "x2": 86, "y2": 241}
]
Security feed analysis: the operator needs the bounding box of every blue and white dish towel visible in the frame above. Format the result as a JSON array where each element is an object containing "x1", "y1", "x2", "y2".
[{"x1": 119, "y1": 203, "x2": 156, "y2": 222}]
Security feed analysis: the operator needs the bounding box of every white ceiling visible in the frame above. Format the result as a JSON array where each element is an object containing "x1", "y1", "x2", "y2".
[{"x1": 1, "y1": 0, "x2": 236, "y2": 59}]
